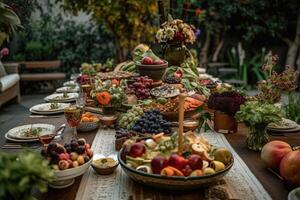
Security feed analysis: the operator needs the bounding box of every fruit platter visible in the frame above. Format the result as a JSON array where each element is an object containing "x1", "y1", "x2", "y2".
[
  {"x1": 118, "y1": 131, "x2": 234, "y2": 189},
  {"x1": 41, "y1": 138, "x2": 93, "y2": 188}
]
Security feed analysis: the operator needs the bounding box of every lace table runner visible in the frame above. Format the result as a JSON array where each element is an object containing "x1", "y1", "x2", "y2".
[{"x1": 75, "y1": 129, "x2": 271, "y2": 200}]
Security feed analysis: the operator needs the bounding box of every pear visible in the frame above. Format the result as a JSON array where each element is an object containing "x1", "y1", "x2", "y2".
[{"x1": 214, "y1": 148, "x2": 232, "y2": 166}]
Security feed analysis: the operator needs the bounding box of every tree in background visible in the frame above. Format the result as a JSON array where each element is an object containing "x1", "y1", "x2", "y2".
[
  {"x1": 165, "y1": 0, "x2": 300, "y2": 71},
  {"x1": 59, "y1": 0, "x2": 159, "y2": 62}
]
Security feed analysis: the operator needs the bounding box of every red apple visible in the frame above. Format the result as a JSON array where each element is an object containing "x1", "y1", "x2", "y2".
[
  {"x1": 129, "y1": 142, "x2": 146, "y2": 158},
  {"x1": 188, "y1": 154, "x2": 203, "y2": 170},
  {"x1": 59, "y1": 153, "x2": 70, "y2": 161},
  {"x1": 151, "y1": 155, "x2": 168, "y2": 174},
  {"x1": 141, "y1": 56, "x2": 153, "y2": 65},
  {"x1": 182, "y1": 164, "x2": 193, "y2": 176},
  {"x1": 261, "y1": 140, "x2": 292, "y2": 170},
  {"x1": 168, "y1": 154, "x2": 188, "y2": 170},
  {"x1": 153, "y1": 59, "x2": 165, "y2": 65},
  {"x1": 280, "y1": 150, "x2": 300, "y2": 186}
]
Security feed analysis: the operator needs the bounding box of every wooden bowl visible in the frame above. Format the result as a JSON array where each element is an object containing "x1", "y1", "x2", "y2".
[
  {"x1": 136, "y1": 61, "x2": 168, "y2": 81},
  {"x1": 99, "y1": 115, "x2": 118, "y2": 126},
  {"x1": 118, "y1": 150, "x2": 234, "y2": 190}
]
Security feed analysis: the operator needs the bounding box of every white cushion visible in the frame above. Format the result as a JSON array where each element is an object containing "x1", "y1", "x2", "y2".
[{"x1": 0, "y1": 73, "x2": 20, "y2": 92}]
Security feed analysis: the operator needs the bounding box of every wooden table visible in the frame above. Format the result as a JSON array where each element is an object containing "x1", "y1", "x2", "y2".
[{"x1": 3, "y1": 115, "x2": 300, "y2": 200}]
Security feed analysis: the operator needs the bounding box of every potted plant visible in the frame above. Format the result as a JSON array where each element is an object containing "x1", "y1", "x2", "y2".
[
  {"x1": 236, "y1": 101, "x2": 283, "y2": 151},
  {"x1": 255, "y1": 54, "x2": 299, "y2": 104},
  {"x1": 156, "y1": 17, "x2": 196, "y2": 66},
  {"x1": 0, "y1": 151, "x2": 53, "y2": 200},
  {"x1": 92, "y1": 80, "x2": 126, "y2": 115},
  {"x1": 207, "y1": 91, "x2": 246, "y2": 133}
]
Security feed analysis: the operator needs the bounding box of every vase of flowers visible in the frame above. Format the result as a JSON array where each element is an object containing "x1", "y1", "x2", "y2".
[
  {"x1": 236, "y1": 101, "x2": 283, "y2": 151},
  {"x1": 207, "y1": 91, "x2": 246, "y2": 133},
  {"x1": 92, "y1": 80, "x2": 126, "y2": 115},
  {"x1": 156, "y1": 18, "x2": 196, "y2": 66}
]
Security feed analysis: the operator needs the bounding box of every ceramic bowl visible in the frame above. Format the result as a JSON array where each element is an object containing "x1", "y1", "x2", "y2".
[
  {"x1": 136, "y1": 61, "x2": 168, "y2": 81},
  {"x1": 118, "y1": 150, "x2": 234, "y2": 190},
  {"x1": 48, "y1": 159, "x2": 92, "y2": 189},
  {"x1": 183, "y1": 120, "x2": 200, "y2": 132},
  {"x1": 77, "y1": 120, "x2": 100, "y2": 132},
  {"x1": 91, "y1": 159, "x2": 119, "y2": 175},
  {"x1": 288, "y1": 187, "x2": 300, "y2": 200}
]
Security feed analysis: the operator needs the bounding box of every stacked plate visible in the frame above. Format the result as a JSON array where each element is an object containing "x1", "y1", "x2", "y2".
[
  {"x1": 5, "y1": 124, "x2": 55, "y2": 142},
  {"x1": 267, "y1": 118, "x2": 300, "y2": 133},
  {"x1": 30, "y1": 103, "x2": 70, "y2": 114},
  {"x1": 63, "y1": 80, "x2": 78, "y2": 87},
  {"x1": 44, "y1": 93, "x2": 78, "y2": 103},
  {"x1": 56, "y1": 86, "x2": 80, "y2": 93}
]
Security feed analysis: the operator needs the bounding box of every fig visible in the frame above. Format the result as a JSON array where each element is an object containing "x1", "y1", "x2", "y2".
[
  {"x1": 76, "y1": 146, "x2": 85, "y2": 154},
  {"x1": 78, "y1": 138, "x2": 86, "y2": 145},
  {"x1": 58, "y1": 160, "x2": 69, "y2": 170}
]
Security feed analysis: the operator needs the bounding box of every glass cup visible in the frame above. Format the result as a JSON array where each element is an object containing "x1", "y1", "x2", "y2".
[
  {"x1": 38, "y1": 134, "x2": 55, "y2": 147},
  {"x1": 64, "y1": 105, "x2": 83, "y2": 139}
]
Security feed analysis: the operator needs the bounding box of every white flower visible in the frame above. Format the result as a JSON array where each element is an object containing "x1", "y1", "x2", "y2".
[
  {"x1": 165, "y1": 27, "x2": 175, "y2": 40},
  {"x1": 156, "y1": 29, "x2": 164, "y2": 42}
]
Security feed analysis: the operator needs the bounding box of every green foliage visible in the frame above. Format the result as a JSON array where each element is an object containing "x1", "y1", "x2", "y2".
[
  {"x1": 236, "y1": 101, "x2": 283, "y2": 126},
  {"x1": 9, "y1": 2, "x2": 114, "y2": 76},
  {"x1": 58, "y1": 0, "x2": 159, "y2": 61},
  {"x1": 0, "y1": 2, "x2": 21, "y2": 45},
  {"x1": 284, "y1": 93, "x2": 300, "y2": 124},
  {"x1": 0, "y1": 150, "x2": 53, "y2": 200},
  {"x1": 227, "y1": 45, "x2": 267, "y2": 86}
]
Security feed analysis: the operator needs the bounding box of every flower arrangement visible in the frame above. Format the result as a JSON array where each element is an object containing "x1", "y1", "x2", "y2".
[
  {"x1": 255, "y1": 54, "x2": 299, "y2": 104},
  {"x1": 207, "y1": 91, "x2": 246, "y2": 117},
  {"x1": 235, "y1": 101, "x2": 283, "y2": 151},
  {"x1": 236, "y1": 101, "x2": 283, "y2": 127},
  {"x1": 156, "y1": 18, "x2": 196, "y2": 44},
  {"x1": 92, "y1": 80, "x2": 126, "y2": 107}
]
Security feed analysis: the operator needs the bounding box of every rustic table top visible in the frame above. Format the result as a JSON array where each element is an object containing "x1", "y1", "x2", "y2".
[{"x1": 2, "y1": 115, "x2": 300, "y2": 200}]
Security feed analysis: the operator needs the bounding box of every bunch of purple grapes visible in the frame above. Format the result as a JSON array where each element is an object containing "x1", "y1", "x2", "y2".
[
  {"x1": 115, "y1": 129, "x2": 136, "y2": 139},
  {"x1": 128, "y1": 76, "x2": 153, "y2": 99}
]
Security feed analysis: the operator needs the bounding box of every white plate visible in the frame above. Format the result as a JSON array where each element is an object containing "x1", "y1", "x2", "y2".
[
  {"x1": 267, "y1": 125, "x2": 300, "y2": 133},
  {"x1": 56, "y1": 86, "x2": 80, "y2": 93},
  {"x1": 6, "y1": 124, "x2": 56, "y2": 140},
  {"x1": 268, "y1": 118, "x2": 298, "y2": 130},
  {"x1": 5, "y1": 133, "x2": 39, "y2": 142},
  {"x1": 30, "y1": 103, "x2": 70, "y2": 113},
  {"x1": 44, "y1": 93, "x2": 78, "y2": 103},
  {"x1": 63, "y1": 81, "x2": 78, "y2": 87}
]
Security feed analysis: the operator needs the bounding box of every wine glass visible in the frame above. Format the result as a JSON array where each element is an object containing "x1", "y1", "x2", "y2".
[
  {"x1": 64, "y1": 105, "x2": 83, "y2": 139},
  {"x1": 38, "y1": 133, "x2": 56, "y2": 147}
]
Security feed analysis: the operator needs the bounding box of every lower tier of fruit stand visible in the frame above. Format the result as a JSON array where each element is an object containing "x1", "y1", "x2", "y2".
[{"x1": 75, "y1": 129, "x2": 271, "y2": 200}]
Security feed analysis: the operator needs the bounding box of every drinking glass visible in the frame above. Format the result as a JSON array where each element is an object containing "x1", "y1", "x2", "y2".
[
  {"x1": 38, "y1": 134, "x2": 55, "y2": 147},
  {"x1": 64, "y1": 105, "x2": 83, "y2": 139}
]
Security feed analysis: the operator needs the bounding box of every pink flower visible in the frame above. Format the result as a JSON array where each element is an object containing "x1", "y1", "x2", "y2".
[{"x1": 0, "y1": 48, "x2": 9, "y2": 58}]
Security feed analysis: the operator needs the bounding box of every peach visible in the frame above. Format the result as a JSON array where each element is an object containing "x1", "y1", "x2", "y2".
[
  {"x1": 280, "y1": 150, "x2": 300, "y2": 186},
  {"x1": 261, "y1": 140, "x2": 292, "y2": 170}
]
